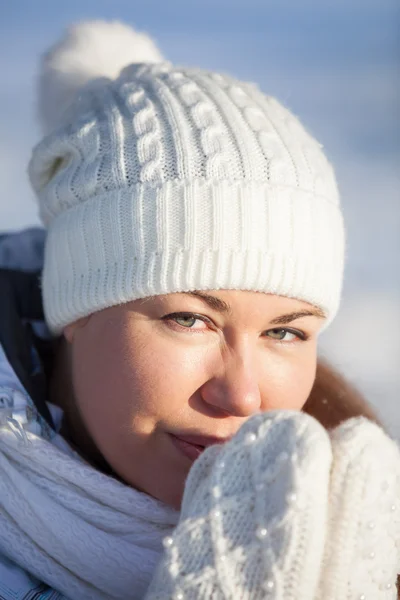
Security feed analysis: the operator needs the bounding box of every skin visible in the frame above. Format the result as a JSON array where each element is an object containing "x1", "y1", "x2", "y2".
[{"x1": 56, "y1": 289, "x2": 326, "y2": 509}]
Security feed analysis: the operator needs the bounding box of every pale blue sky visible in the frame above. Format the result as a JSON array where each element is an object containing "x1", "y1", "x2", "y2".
[{"x1": 0, "y1": 0, "x2": 399, "y2": 432}]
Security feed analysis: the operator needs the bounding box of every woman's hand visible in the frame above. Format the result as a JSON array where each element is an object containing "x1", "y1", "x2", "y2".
[{"x1": 145, "y1": 411, "x2": 400, "y2": 599}]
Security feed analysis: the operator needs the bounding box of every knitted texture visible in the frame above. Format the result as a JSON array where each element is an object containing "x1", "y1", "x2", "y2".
[
  {"x1": 145, "y1": 412, "x2": 400, "y2": 600},
  {"x1": 317, "y1": 418, "x2": 400, "y2": 598},
  {"x1": 0, "y1": 387, "x2": 179, "y2": 600},
  {"x1": 28, "y1": 22, "x2": 345, "y2": 333}
]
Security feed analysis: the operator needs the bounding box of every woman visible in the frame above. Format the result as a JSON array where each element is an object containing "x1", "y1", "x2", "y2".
[{"x1": 0, "y1": 20, "x2": 399, "y2": 599}]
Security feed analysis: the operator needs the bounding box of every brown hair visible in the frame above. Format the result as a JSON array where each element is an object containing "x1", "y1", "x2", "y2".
[{"x1": 304, "y1": 357, "x2": 382, "y2": 429}]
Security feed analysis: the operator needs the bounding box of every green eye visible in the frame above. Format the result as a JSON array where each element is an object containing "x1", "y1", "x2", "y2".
[
  {"x1": 266, "y1": 328, "x2": 304, "y2": 342},
  {"x1": 268, "y1": 328, "x2": 288, "y2": 340},
  {"x1": 163, "y1": 312, "x2": 212, "y2": 333},
  {"x1": 174, "y1": 315, "x2": 197, "y2": 328}
]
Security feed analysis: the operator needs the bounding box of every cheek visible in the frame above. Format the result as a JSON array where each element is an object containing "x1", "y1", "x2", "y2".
[
  {"x1": 69, "y1": 319, "x2": 213, "y2": 506},
  {"x1": 70, "y1": 322, "x2": 206, "y2": 441},
  {"x1": 259, "y1": 349, "x2": 317, "y2": 411}
]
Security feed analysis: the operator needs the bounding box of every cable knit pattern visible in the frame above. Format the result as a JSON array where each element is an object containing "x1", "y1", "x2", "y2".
[
  {"x1": 130, "y1": 85, "x2": 164, "y2": 185},
  {"x1": 145, "y1": 412, "x2": 400, "y2": 600},
  {"x1": 28, "y1": 22, "x2": 345, "y2": 333}
]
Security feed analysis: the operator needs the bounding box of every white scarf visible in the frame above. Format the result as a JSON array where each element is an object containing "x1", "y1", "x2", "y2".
[{"x1": 0, "y1": 421, "x2": 179, "y2": 600}]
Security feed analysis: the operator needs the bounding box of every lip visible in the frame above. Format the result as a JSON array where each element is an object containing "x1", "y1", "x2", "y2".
[{"x1": 168, "y1": 433, "x2": 230, "y2": 462}]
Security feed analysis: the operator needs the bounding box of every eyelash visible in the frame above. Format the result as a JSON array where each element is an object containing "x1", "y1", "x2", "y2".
[{"x1": 161, "y1": 312, "x2": 309, "y2": 342}]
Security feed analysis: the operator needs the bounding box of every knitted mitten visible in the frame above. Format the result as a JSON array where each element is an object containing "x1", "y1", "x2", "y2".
[
  {"x1": 145, "y1": 411, "x2": 333, "y2": 599},
  {"x1": 316, "y1": 417, "x2": 400, "y2": 599},
  {"x1": 145, "y1": 412, "x2": 400, "y2": 600}
]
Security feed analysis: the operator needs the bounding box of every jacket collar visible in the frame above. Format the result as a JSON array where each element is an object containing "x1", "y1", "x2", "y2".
[{"x1": 0, "y1": 268, "x2": 55, "y2": 429}]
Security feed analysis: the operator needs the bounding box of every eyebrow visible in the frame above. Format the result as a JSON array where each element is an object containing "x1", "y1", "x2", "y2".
[
  {"x1": 183, "y1": 291, "x2": 325, "y2": 323},
  {"x1": 185, "y1": 291, "x2": 231, "y2": 314},
  {"x1": 269, "y1": 309, "x2": 325, "y2": 325}
]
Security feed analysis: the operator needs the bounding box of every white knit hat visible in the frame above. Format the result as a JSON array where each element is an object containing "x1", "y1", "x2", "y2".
[{"x1": 28, "y1": 21, "x2": 345, "y2": 334}]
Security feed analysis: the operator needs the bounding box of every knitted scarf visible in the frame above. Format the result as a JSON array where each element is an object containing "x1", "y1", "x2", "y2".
[{"x1": 0, "y1": 422, "x2": 179, "y2": 600}]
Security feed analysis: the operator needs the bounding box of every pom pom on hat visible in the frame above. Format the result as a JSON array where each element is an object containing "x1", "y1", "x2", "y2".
[{"x1": 38, "y1": 20, "x2": 165, "y2": 134}]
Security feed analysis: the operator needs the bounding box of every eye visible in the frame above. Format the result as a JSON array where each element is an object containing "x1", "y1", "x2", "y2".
[
  {"x1": 175, "y1": 314, "x2": 198, "y2": 328},
  {"x1": 162, "y1": 312, "x2": 210, "y2": 331},
  {"x1": 266, "y1": 328, "x2": 307, "y2": 342}
]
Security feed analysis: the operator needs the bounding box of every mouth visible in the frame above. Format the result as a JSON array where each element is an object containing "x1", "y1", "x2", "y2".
[{"x1": 168, "y1": 433, "x2": 229, "y2": 462}]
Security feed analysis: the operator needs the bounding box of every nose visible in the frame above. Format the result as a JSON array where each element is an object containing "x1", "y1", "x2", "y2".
[{"x1": 200, "y1": 350, "x2": 262, "y2": 417}]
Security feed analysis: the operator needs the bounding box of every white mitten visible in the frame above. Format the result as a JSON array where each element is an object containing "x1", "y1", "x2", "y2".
[
  {"x1": 145, "y1": 411, "x2": 332, "y2": 599},
  {"x1": 317, "y1": 417, "x2": 400, "y2": 599},
  {"x1": 145, "y1": 412, "x2": 400, "y2": 600}
]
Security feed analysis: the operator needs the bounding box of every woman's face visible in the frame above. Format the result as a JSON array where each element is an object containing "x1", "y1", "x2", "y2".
[{"x1": 64, "y1": 290, "x2": 325, "y2": 508}]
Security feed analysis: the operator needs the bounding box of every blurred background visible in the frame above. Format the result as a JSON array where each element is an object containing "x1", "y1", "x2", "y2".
[{"x1": 1, "y1": 1, "x2": 399, "y2": 434}]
